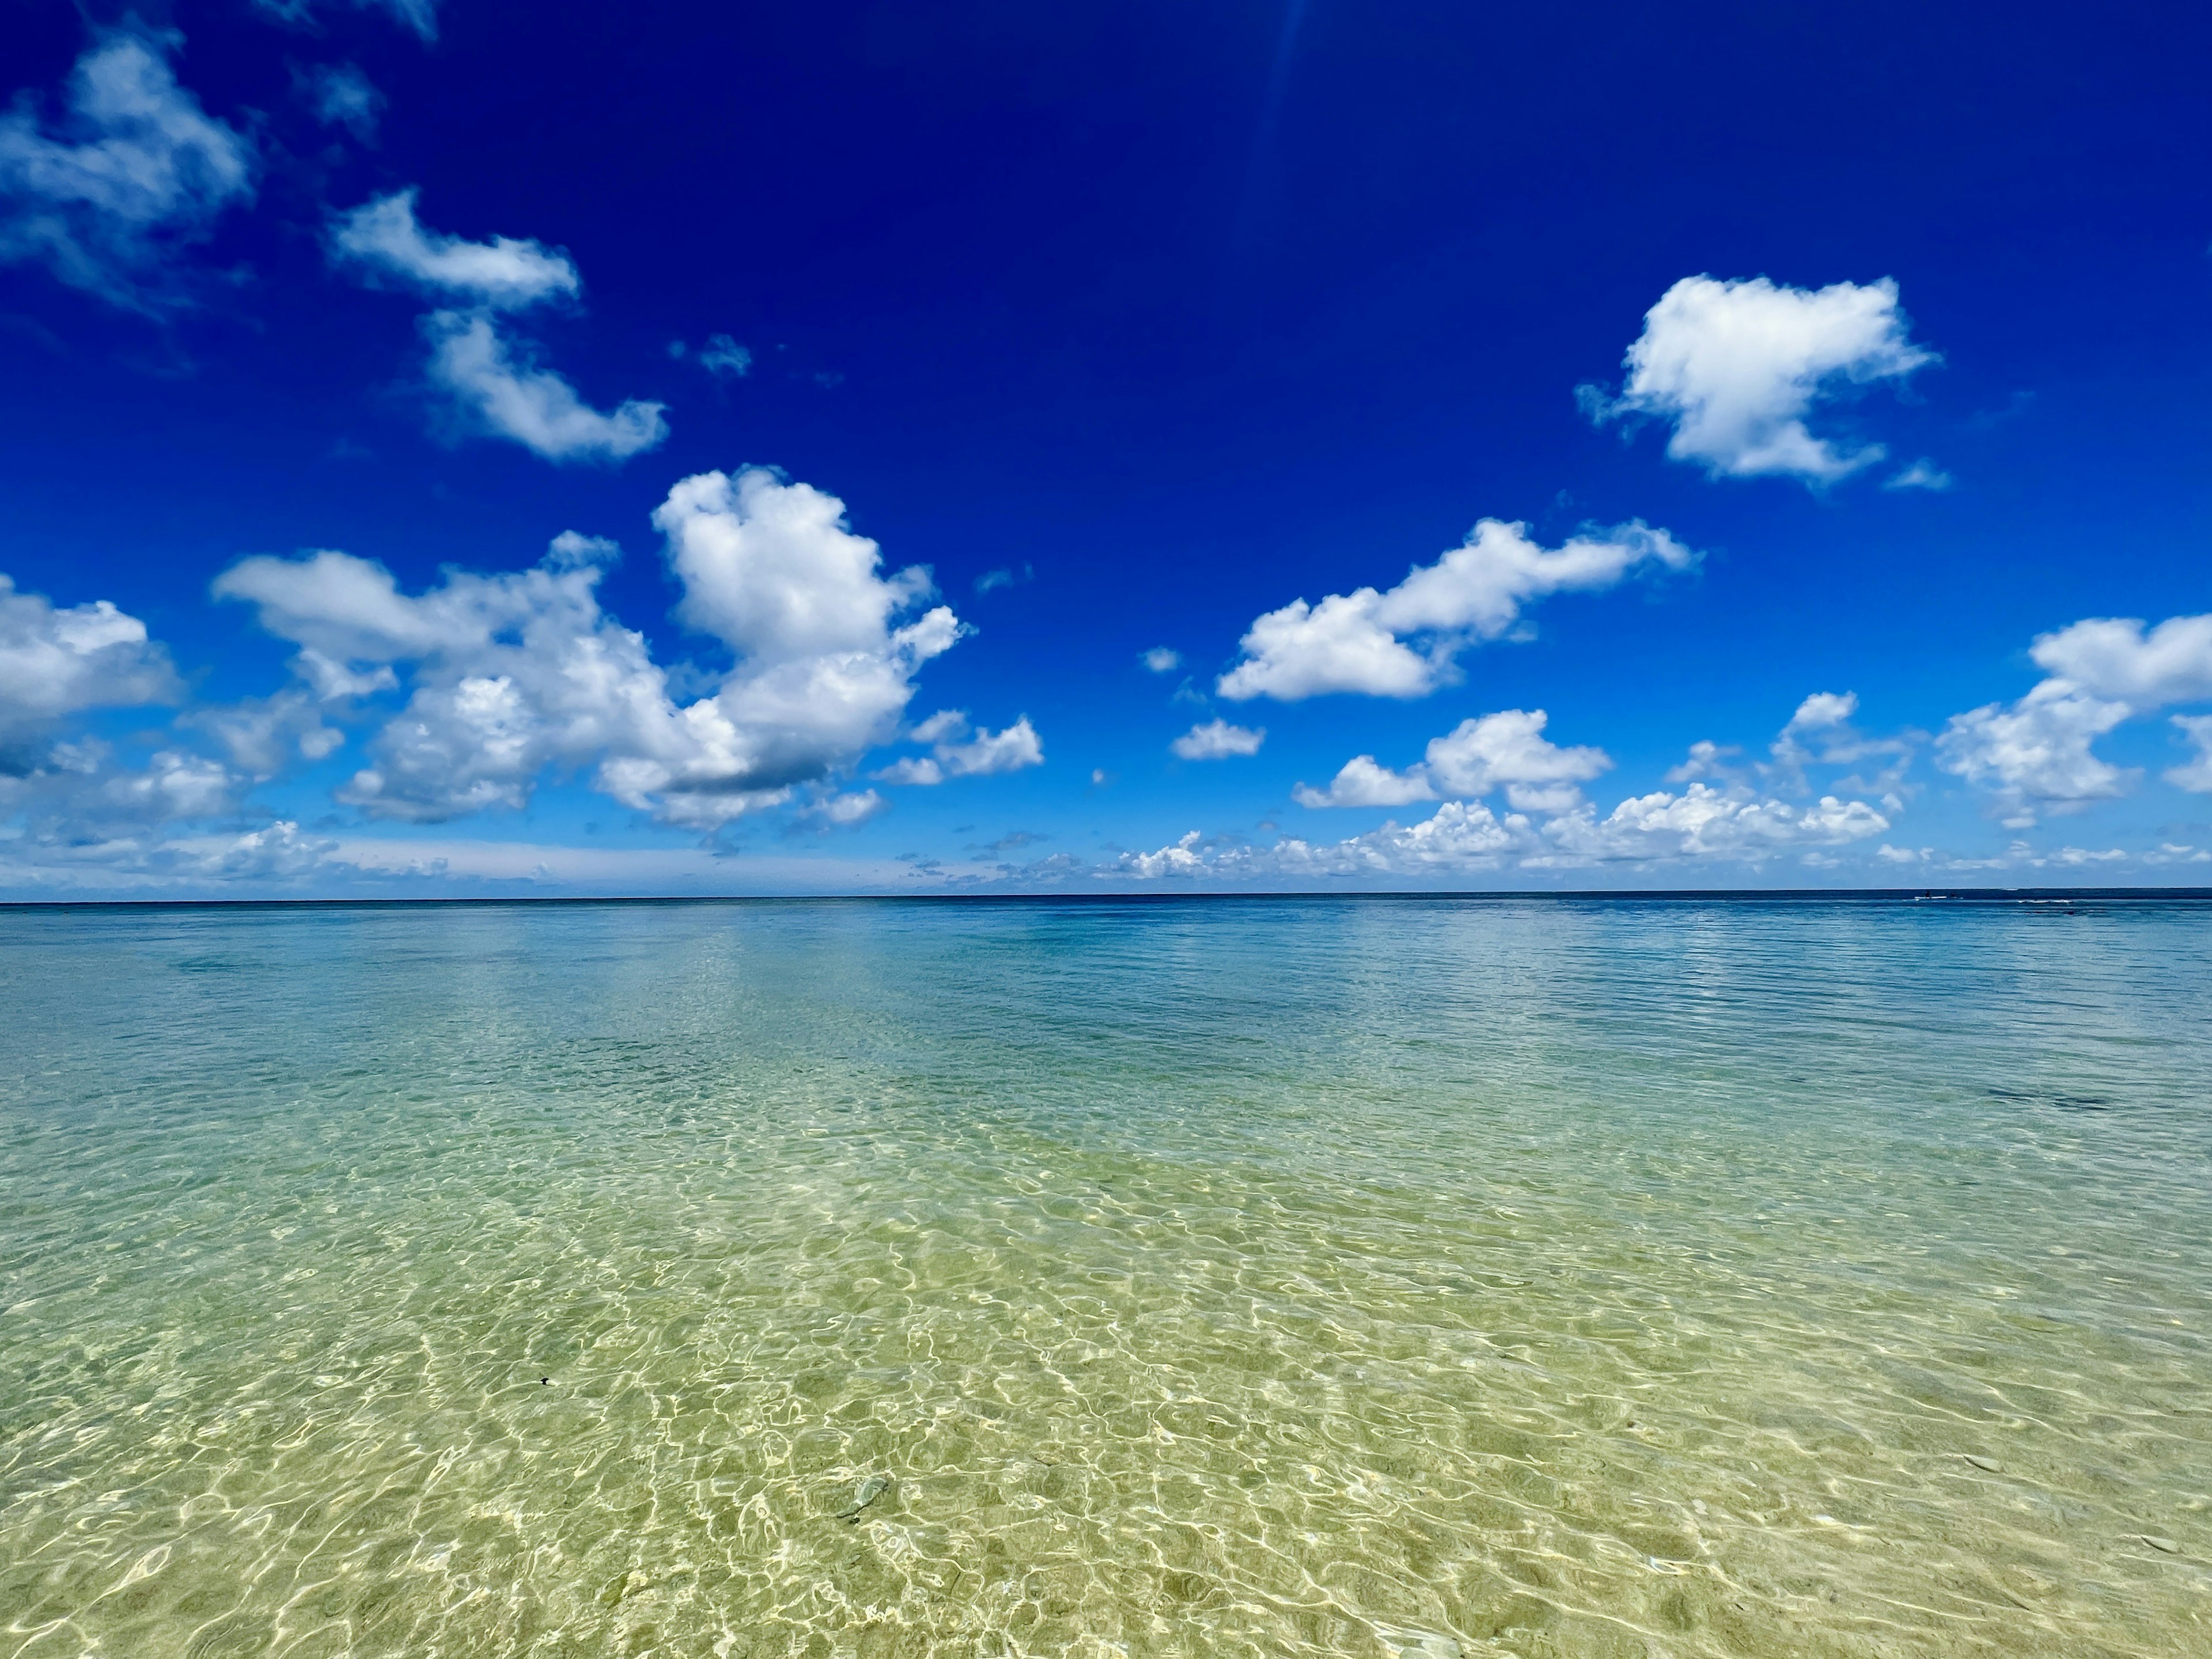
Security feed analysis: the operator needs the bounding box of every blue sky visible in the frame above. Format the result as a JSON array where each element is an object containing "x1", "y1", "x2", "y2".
[{"x1": 3, "y1": 0, "x2": 2210, "y2": 895}]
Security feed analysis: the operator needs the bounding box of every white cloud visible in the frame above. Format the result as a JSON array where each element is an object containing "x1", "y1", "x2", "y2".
[
  {"x1": 1294, "y1": 709, "x2": 1608, "y2": 810},
  {"x1": 1141, "y1": 646, "x2": 1181, "y2": 673},
  {"x1": 1580, "y1": 275, "x2": 1936, "y2": 484},
  {"x1": 940, "y1": 719, "x2": 1043, "y2": 776},
  {"x1": 0, "y1": 31, "x2": 255, "y2": 311},
  {"x1": 2169, "y1": 715, "x2": 2212, "y2": 793},
  {"x1": 215, "y1": 471, "x2": 969, "y2": 828},
  {"x1": 2028, "y1": 613, "x2": 2212, "y2": 707},
  {"x1": 1277, "y1": 802, "x2": 1529, "y2": 876},
  {"x1": 875, "y1": 710, "x2": 1044, "y2": 786},
  {"x1": 1423, "y1": 710, "x2": 1610, "y2": 808},
  {"x1": 1115, "y1": 767, "x2": 1888, "y2": 882},
  {"x1": 1117, "y1": 828, "x2": 1209, "y2": 878},
  {"x1": 0, "y1": 574, "x2": 177, "y2": 747},
  {"x1": 1937, "y1": 682, "x2": 2132, "y2": 825},
  {"x1": 0, "y1": 814, "x2": 351, "y2": 894},
  {"x1": 1938, "y1": 612, "x2": 2212, "y2": 823},
  {"x1": 1536, "y1": 785, "x2": 1889, "y2": 863},
  {"x1": 1663, "y1": 739, "x2": 1738, "y2": 785},
  {"x1": 329, "y1": 193, "x2": 664, "y2": 466},
  {"x1": 423, "y1": 310, "x2": 667, "y2": 463},
  {"x1": 1884, "y1": 459, "x2": 1952, "y2": 492},
  {"x1": 300, "y1": 64, "x2": 382, "y2": 142},
  {"x1": 699, "y1": 335, "x2": 752, "y2": 378},
  {"x1": 1766, "y1": 689, "x2": 1915, "y2": 800},
  {"x1": 1172, "y1": 719, "x2": 1264, "y2": 760},
  {"x1": 805, "y1": 789, "x2": 885, "y2": 825},
  {"x1": 1785, "y1": 690, "x2": 1857, "y2": 732},
  {"x1": 1293, "y1": 753, "x2": 1435, "y2": 809},
  {"x1": 332, "y1": 190, "x2": 579, "y2": 309},
  {"x1": 184, "y1": 688, "x2": 343, "y2": 778},
  {"x1": 1218, "y1": 519, "x2": 1694, "y2": 701},
  {"x1": 661, "y1": 468, "x2": 937, "y2": 663}
]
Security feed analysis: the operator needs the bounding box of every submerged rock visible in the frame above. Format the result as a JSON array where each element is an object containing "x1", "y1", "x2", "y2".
[{"x1": 836, "y1": 1473, "x2": 894, "y2": 1523}]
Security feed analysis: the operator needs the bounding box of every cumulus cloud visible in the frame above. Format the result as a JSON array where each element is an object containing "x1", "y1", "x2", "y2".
[
  {"x1": 0, "y1": 31, "x2": 255, "y2": 311},
  {"x1": 1938, "y1": 682, "x2": 2133, "y2": 825},
  {"x1": 332, "y1": 190, "x2": 579, "y2": 309},
  {"x1": 1580, "y1": 275, "x2": 1936, "y2": 484},
  {"x1": 0, "y1": 574, "x2": 178, "y2": 756},
  {"x1": 1293, "y1": 709, "x2": 1609, "y2": 810},
  {"x1": 1938, "y1": 612, "x2": 2212, "y2": 823},
  {"x1": 1535, "y1": 785, "x2": 1888, "y2": 863},
  {"x1": 215, "y1": 469, "x2": 970, "y2": 828},
  {"x1": 1116, "y1": 772, "x2": 1888, "y2": 883},
  {"x1": 1171, "y1": 719, "x2": 1264, "y2": 760},
  {"x1": 1218, "y1": 519, "x2": 1694, "y2": 702},
  {"x1": 1111, "y1": 804, "x2": 1536, "y2": 881},
  {"x1": 2029, "y1": 613, "x2": 2212, "y2": 706},
  {"x1": 0, "y1": 572, "x2": 315, "y2": 889},
  {"x1": 1141, "y1": 646, "x2": 1181, "y2": 674},
  {"x1": 422, "y1": 310, "x2": 667, "y2": 463},
  {"x1": 875, "y1": 710, "x2": 1044, "y2": 786}
]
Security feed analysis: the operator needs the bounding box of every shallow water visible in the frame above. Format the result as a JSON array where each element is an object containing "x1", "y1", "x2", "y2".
[{"x1": 2, "y1": 896, "x2": 2210, "y2": 1658}]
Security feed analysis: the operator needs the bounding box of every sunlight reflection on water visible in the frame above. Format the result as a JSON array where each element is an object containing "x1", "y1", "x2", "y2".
[{"x1": 2, "y1": 896, "x2": 2209, "y2": 1657}]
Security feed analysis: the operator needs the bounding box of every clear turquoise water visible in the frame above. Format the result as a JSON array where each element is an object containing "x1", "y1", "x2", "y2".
[{"x1": 2, "y1": 896, "x2": 2209, "y2": 1658}]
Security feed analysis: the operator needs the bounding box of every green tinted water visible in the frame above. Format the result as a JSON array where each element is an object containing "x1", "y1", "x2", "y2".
[{"x1": 2, "y1": 897, "x2": 2209, "y2": 1657}]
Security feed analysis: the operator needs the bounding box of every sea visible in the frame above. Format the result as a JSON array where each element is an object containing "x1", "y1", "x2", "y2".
[{"x1": 2, "y1": 895, "x2": 2207, "y2": 1658}]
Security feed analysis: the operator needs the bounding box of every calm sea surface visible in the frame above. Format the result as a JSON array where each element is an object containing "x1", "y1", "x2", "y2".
[{"x1": 2, "y1": 896, "x2": 2209, "y2": 1658}]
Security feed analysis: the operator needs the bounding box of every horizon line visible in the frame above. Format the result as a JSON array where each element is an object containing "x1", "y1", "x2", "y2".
[{"x1": 5, "y1": 886, "x2": 2211, "y2": 911}]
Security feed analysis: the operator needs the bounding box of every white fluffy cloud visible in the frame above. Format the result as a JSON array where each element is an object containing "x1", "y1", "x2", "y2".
[
  {"x1": 1112, "y1": 802, "x2": 1535, "y2": 881},
  {"x1": 1114, "y1": 688, "x2": 1897, "y2": 882},
  {"x1": 423, "y1": 310, "x2": 667, "y2": 463},
  {"x1": 875, "y1": 710, "x2": 1043, "y2": 786},
  {"x1": 329, "y1": 191, "x2": 664, "y2": 464},
  {"x1": 1937, "y1": 681, "x2": 2131, "y2": 825},
  {"x1": 0, "y1": 572, "x2": 292, "y2": 887},
  {"x1": 216, "y1": 469, "x2": 980, "y2": 828},
  {"x1": 1294, "y1": 709, "x2": 1609, "y2": 810},
  {"x1": 1580, "y1": 275, "x2": 1936, "y2": 484},
  {"x1": 1218, "y1": 519, "x2": 1694, "y2": 702},
  {"x1": 332, "y1": 190, "x2": 579, "y2": 309},
  {"x1": 1141, "y1": 646, "x2": 1181, "y2": 674},
  {"x1": 0, "y1": 574, "x2": 177, "y2": 748},
  {"x1": 1535, "y1": 785, "x2": 1888, "y2": 863},
  {"x1": 2029, "y1": 613, "x2": 2212, "y2": 706},
  {"x1": 0, "y1": 31, "x2": 255, "y2": 310},
  {"x1": 661, "y1": 468, "x2": 935, "y2": 662},
  {"x1": 1171, "y1": 719, "x2": 1264, "y2": 760},
  {"x1": 1939, "y1": 612, "x2": 2212, "y2": 823}
]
